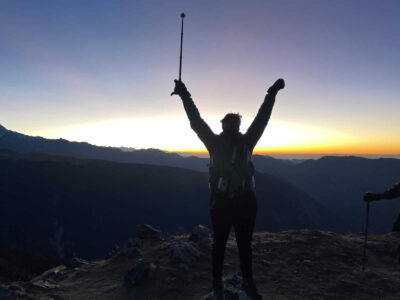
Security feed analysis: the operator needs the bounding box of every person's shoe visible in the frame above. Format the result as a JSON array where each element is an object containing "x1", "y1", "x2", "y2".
[
  {"x1": 213, "y1": 279, "x2": 224, "y2": 300},
  {"x1": 241, "y1": 277, "x2": 263, "y2": 300},
  {"x1": 267, "y1": 78, "x2": 285, "y2": 95}
]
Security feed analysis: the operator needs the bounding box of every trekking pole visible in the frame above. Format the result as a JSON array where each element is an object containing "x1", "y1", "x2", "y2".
[
  {"x1": 362, "y1": 200, "x2": 370, "y2": 271},
  {"x1": 178, "y1": 13, "x2": 185, "y2": 81}
]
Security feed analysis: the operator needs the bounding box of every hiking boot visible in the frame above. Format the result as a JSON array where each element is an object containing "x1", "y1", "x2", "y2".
[
  {"x1": 213, "y1": 279, "x2": 224, "y2": 300},
  {"x1": 267, "y1": 78, "x2": 285, "y2": 95},
  {"x1": 241, "y1": 277, "x2": 262, "y2": 300}
]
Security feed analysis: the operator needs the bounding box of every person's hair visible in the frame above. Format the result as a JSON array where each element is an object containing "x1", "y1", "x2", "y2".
[{"x1": 221, "y1": 113, "x2": 242, "y2": 125}]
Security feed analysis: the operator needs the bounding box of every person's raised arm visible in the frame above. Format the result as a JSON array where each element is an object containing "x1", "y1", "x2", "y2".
[
  {"x1": 171, "y1": 80, "x2": 215, "y2": 151},
  {"x1": 245, "y1": 79, "x2": 285, "y2": 151}
]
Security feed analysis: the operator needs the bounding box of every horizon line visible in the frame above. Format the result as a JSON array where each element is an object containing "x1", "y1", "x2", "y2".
[{"x1": 165, "y1": 149, "x2": 400, "y2": 156}]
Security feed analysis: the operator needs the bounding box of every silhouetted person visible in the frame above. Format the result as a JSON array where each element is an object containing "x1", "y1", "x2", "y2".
[
  {"x1": 364, "y1": 183, "x2": 400, "y2": 231},
  {"x1": 172, "y1": 78, "x2": 285, "y2": 300}
]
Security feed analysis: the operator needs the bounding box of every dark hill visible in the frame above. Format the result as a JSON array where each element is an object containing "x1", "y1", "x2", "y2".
[
  {"x1": 0, "y1": 124, "x2": 202, "y2": 169},
  {"x1": 268, "y1": 156, "x2": 400, "y2": 234},
  {"x1": 0, "y1": 150, "x2": 336, "y2": 259}
]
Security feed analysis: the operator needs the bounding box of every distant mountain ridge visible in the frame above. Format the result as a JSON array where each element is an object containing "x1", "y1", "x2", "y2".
[
  {"x1": 1, "y1": 124, "x2": 399, "y2": 234},
  {"x1": 0, "y1": 124, "x2": 295, "y2": 172},
  {"x1": 0, "y1": 124, "x2": 7, "y2": 137},
  {"x1": 268, "y1": 155, "x2": 400, "y2": 233},
  {"x1": 0, "y1": 124, "x2": 190, "y2": 166},
  {"x1": 0, "y1": 149, "x2": 336, "y2": 259}
]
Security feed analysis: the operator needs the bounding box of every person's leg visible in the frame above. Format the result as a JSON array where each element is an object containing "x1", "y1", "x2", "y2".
[
  {"x1": 210, "y1": 209, "x2": 232, "y2": 282},
  {"x1": 209, "y1": 193, "x2": 233, "y2": 296},
  {"x1": 232, "y1": 191, "x2": 257, "y2": 279},
  {"x1": 233, "y1": 192, "x2": 262, "y2": 299},
  {"x1": 233, "y1": 214, "x2": 256, "y2": 279}
]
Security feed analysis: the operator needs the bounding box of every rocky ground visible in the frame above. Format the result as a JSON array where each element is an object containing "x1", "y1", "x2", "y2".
[{"x1": 2, "y1": 225, "x2": 400, "y2": 300}]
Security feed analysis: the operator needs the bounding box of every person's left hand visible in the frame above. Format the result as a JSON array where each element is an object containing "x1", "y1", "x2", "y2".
[{"x1": 267, "y1": 78, "x2": 285, "y2": 95}]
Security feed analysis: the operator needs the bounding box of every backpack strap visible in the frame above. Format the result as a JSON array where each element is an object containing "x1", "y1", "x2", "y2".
[{"x1": 231, "y1": 146, "x2": 237, "y2": 165}]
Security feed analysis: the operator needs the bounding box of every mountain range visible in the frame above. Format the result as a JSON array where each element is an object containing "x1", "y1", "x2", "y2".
[
  {"x1": 0, "y1": 124, "x2": 399, "y2": 258},
  {"x1": 0, "y1": 149, "x2": 335, "y2": 259}
]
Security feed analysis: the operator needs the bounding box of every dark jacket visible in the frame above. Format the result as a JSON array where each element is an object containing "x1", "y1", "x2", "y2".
[{"x1": 180, "y1": 93, "x2": 276, "y2": 191}]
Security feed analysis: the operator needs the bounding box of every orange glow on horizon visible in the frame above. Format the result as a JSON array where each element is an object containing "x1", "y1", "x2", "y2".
[
  {"x1": 166, "y1": 145, "x2": 400, "y2": 156},
  {"x1": 29, "y1": 117, "x2": 400, "y2": 158}
]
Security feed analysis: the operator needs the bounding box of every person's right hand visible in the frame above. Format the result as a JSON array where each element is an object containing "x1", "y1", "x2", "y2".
[{"x1": 171, "y1": 79, "x2": 191, "y2": 98}]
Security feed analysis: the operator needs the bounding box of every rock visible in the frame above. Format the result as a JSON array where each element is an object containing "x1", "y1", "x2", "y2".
[
  {"x1": 118, "y1": 246, "x2": 141, "y2": 258},
  {"x1": 31, "y1": 280, "x2": 60, "y2": 289},
  {"x1": 225, "y1": 273, "x2": 242, "y2": 289},
  {"x1": 199, "y1": 293, "x2": 214, "y2": 300},
  {"x1": 170, "y1": 241, "x2": 200, "y2": 269},
  {"x1": 68, "y1": 257, "x2": 89, "y2": 268},
  {"x1": 223, "y1": 274, "x2": 252, "y2": 300},
  {"x1": 136, "y1": 224, "x2": 162, "y2": 240},
  {"x1": 199, "y1": 288, "x2": 250, "y2": 300},
  {"x1": 189, "y1": 225, "x2": 212, "y2": 247},
  {"x1": 115, "y1": 238, "x2": 142, "y2": 258},
  {"x1": 31, "y1": 265, "x2": 67, "y2": 282},
  {"x1": 125, "y1": 237, "x2": 142, "y2": 248},
  {"x1": 226, "y1": 239, "x2": 237, "y2": 249},
  {"x1": 124, "y1": 258, "x2": 149, "y2": 286},
  {"x1": 199, "y1": 273, "x2": 252, "y2": 300}
]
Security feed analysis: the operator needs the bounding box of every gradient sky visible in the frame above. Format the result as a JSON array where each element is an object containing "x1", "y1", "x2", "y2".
[{"x1": 1, "y1": 0, "x2": 399, "y2": 155}]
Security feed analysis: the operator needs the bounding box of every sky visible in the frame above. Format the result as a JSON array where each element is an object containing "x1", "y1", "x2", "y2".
[{"x1": 1, "y1": 0, "x2": 399, "y2": 156}]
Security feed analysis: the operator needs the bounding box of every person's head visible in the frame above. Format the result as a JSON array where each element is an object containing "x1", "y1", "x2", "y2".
[{"x1": 221, "y1": 113, "x2": 242, "y2": 134}]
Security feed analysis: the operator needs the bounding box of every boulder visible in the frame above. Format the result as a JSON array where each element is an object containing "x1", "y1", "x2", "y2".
[
  {"x1": 30, "y1": 280, "x2": 60, "y2": 289},
  {"x1": 225, "y1": 273, "x2": 242, "y2": 289},
  {"x1": 117, "y1": 238, "x2": 141, "y2": 257},
  {"x1": 189, "y1": 225, "x2": 212, "y2": 247},
  {"x1": 136, "y1": 224, "x2": 162, "y2": 240},
  {"x1": 68, "y1": 257, "x2": 89, "y2": 268},
  {"x1": 170, "y1": 241, "x2": 200, "y2": 269},
  {"x1": 199, "y1": 274, "x2": 252, "y2": 300},
  {"x1": 124, "y1": 258, "x2": 149, "y2": 286}
]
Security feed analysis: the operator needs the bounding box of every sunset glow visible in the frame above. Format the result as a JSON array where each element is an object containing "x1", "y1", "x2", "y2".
[
  {"x1": 28, "y1": 116, "x2": 400, "y2": 157},
  {"x1": 1, "y1": 1, "x2": 399, "y2": 157}
]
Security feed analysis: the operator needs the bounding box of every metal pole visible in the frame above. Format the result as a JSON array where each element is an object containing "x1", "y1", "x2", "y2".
[
  {"x1": 362, "y1": 201, "x2": 370, "y2": 271},
  {"x1": 179, "y1": 13, "x2": 185, "y2": 81}
]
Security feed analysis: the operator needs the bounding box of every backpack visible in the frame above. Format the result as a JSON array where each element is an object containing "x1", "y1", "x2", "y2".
[{"x1": 208, "y1": 138, "x2": 255, "y2": 198}]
